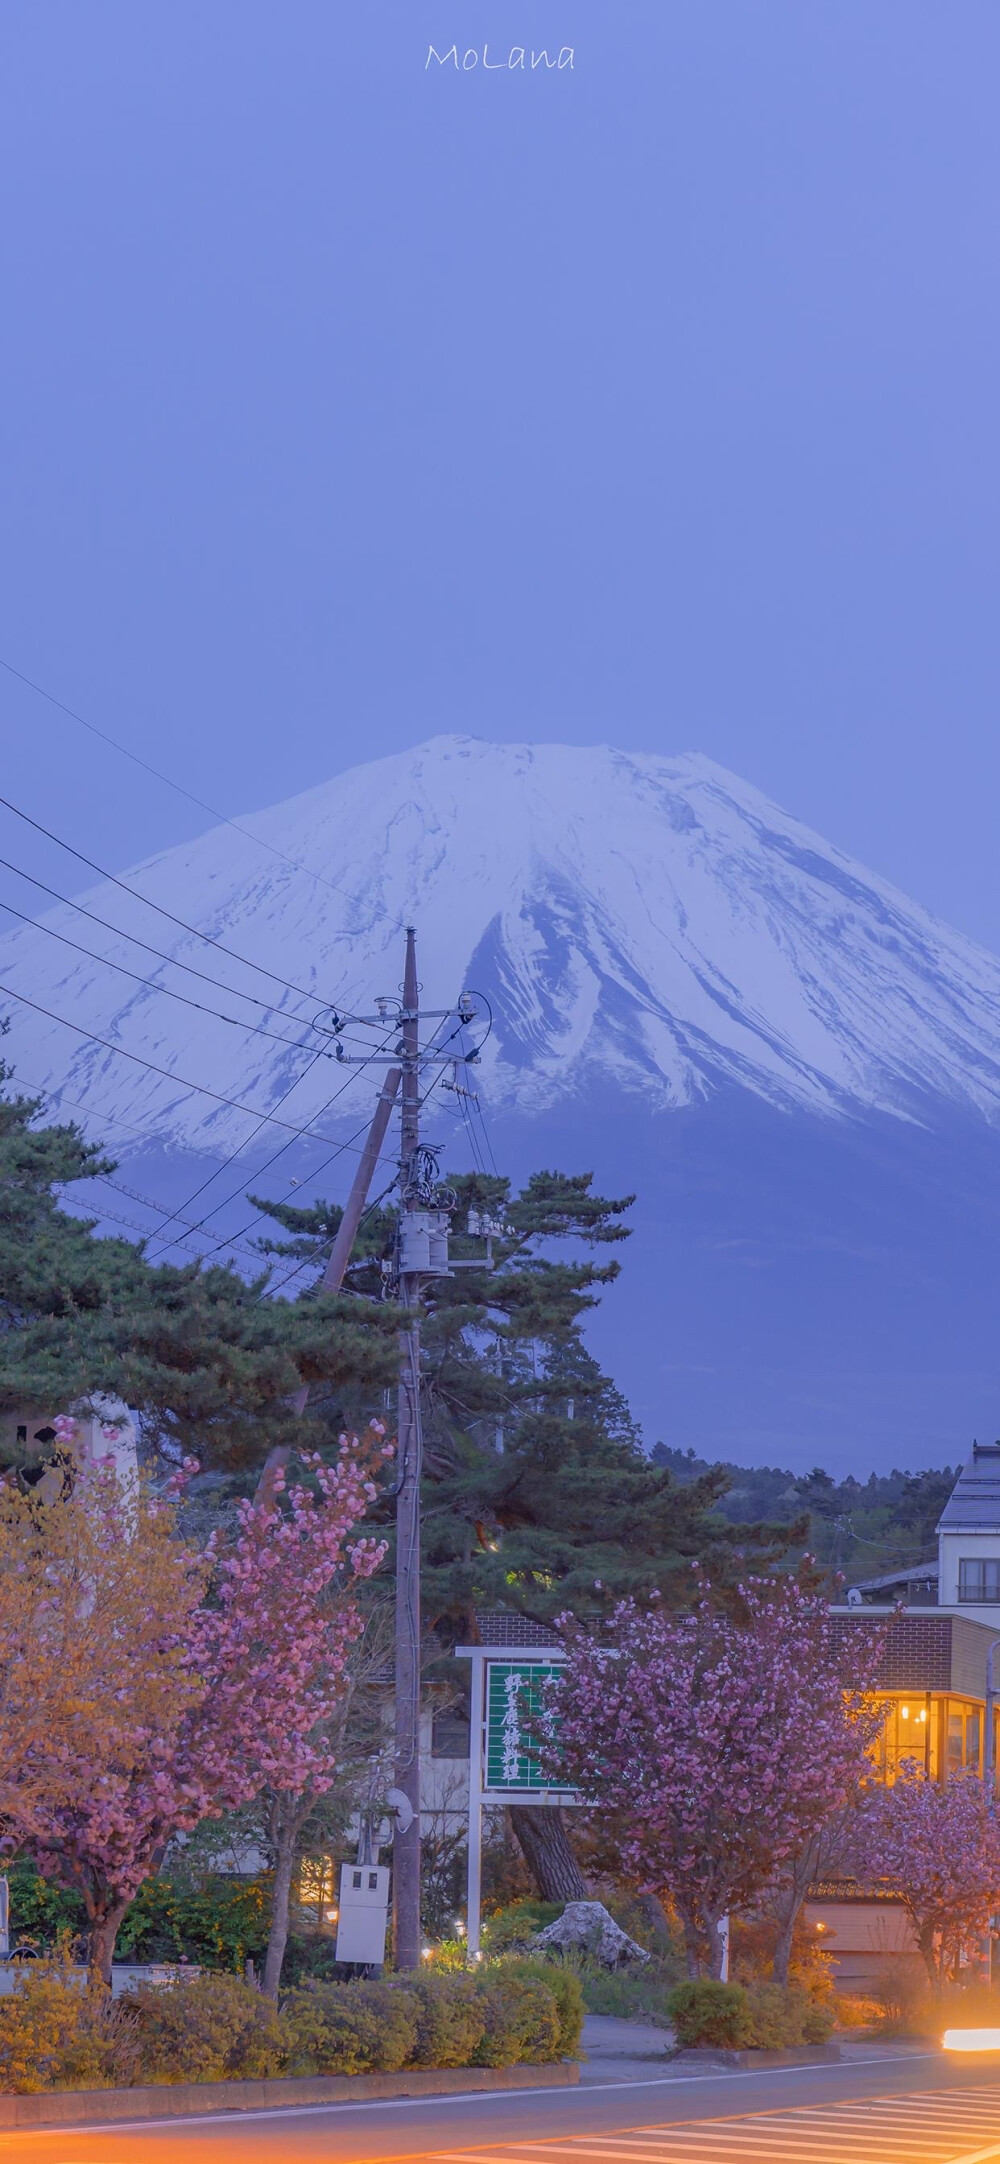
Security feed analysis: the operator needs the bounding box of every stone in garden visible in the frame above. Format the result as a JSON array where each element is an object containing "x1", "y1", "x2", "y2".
[{"x1": 533, "y1": 1901, "x2": 650, "y2": 1967}]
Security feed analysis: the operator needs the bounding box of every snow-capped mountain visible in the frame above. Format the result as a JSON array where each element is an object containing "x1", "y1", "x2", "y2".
[
  {"x1": 4, "y1": 735, "x2": 1000, "y2": 1472},
  {"x1": 3, "y1": 736, "x2": 1000, "y2": 1152}
]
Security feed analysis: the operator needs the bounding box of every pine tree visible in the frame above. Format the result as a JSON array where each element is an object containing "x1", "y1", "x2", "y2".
[
  {"x1": 0, "y1": 1062, "x2": 398, "y2": 1472},
  {"x1": 256, "y1": 1165, "x2": 793, "y2": 1898}
]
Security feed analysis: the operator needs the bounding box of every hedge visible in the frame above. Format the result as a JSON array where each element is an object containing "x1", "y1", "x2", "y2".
[
  {"x1": 667, "y1": 1977, "x2": 835, "y2": 2050},
  {"x1": 0, "y1": 1963, "x2": 573, "y2": 2094}
]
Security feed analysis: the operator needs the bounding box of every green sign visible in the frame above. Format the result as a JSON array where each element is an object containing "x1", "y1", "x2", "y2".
[{"x1": 484, "y1": 1660, "x2": 570, "y2": 1794}]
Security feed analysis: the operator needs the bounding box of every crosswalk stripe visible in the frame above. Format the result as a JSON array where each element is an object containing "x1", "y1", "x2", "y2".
[{"x1": 429, "y1": 2089, "x2": 1000, "y2": 2164}]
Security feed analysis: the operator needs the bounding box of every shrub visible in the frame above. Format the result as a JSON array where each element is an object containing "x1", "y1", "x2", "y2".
[
  {"x1": 571, "y1": 1951, "x2": 682, "y2": 2024},
  {"x1": 282, "y1": 1980, "x2": 419, "y2": 2076},
  {"x1": 667, "y1": 1979, "x2": 750, "y2": 2048},
  {"x1": 833, "y1": 1992, "x2": 883, "y2": 2032},
  {"x1": 127, "y1": 1972, "x2": 287, "y2": 2085},
  {"x1": 481, "y1": 1900, "x2": 563, "y2": 1952},
  {"x1": 472, "y1": 1975, "x2": 561, "y2": 2067},
  {"x1": 0, "y1": 1963, "x2": 122, "y2": 2094},
  {"x1": 492, "y1": 1955, "x2": 584, "y2": 2057},
  {"x1": 668, "y1": 1977, "x2": 835, "y2": 2052},
  {"x1": 397, "y1": 1973, "x2": 486, "y2": 2067},
  {"x1": 741, "y1": 1982, "x2": 834, "y2": 2048}
]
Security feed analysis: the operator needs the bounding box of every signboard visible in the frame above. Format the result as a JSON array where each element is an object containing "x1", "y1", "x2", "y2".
[{"x1": 483, "y1": 1659, "x2": 572, "y2": 1796}]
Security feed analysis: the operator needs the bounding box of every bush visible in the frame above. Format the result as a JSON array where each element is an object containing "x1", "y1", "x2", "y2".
[
  {"x1": 127, "y1": 1972, "x2": 287, "y2": 2085},
  {"x1": 472, "y1": 1975, "x2": 561, "y2": 2067},
  {"x1": 282, "y1": 1979, "x2": 419, "y2": 2076},
  {"x1": 668, "y1": 1979, "x2": 750, "y2": 2048},
  {"x1": 834, "y1": 1992, "x2": 883, "y2": 2032},
  {"x1": 492, "y1": 1955, "x2": 584, "y2": 2057},
  {"x1": 481, "y1": 1900, "x2": 564, "y2": 1952},
  {"x1": 0, "y1": 1959, "x2": 568, "y2": 2094},
  {"x1": 572, "y1": 1951, "x2": 682, "y2": 2024},
  {"x1": 667, "y1": 1977, "x2": 835, "y2": 2051},
  {"x1": 0, "y1": 1962, "x2": 122, "y2": 2094},
  {"x1": 397, "y1": 1973, "x2": 486, "y2": 2068},
  {"x1": 116, "y1": 1873, "x2": 270, "y2": 1974},
  {"x1": 741, "y1": 1982, "x2": 834, "y2": 2048}
]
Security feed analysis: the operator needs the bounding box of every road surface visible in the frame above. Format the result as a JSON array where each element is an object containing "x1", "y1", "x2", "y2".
[{"x1": 3, "y1": 2052, "x2": 1000, "y2": 2163}]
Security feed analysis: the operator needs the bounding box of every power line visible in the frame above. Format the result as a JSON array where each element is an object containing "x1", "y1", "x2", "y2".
[
  {"x1": 0, "y1": 790, "x2": 343, "y2": 1014},
  {"x1": 0, "y1": 979, "x2": 382, "y2": 1150},
  {"x1": 0, "y1": 892, "x2": 328, "y2": 1053},
  {"x1": 92, "y1": 1176, "x2": 263, "y2": 1263},
  {"x1": 0, "y1": 654, "x2": 353, "y2": 908},
  {"x1": 140, "y1": 1014, "x2": 401, "y2": 1259},
  {"x1": 0, "y1": 850, "x2": 320, "y2": 1025},
  {"x1": 148, "y1": 1011, "x2": 472, "y2": 1261}
]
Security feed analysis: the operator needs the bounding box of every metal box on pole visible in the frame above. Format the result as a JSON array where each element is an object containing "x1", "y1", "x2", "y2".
[{"x1": 334, "y1": 1862, "x2": 391, "y2": 1966}]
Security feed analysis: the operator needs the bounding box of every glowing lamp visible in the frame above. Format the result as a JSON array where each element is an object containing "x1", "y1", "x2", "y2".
[{"x1": 943, "y1": 2029, "x2": 1000, "y2": 2052}]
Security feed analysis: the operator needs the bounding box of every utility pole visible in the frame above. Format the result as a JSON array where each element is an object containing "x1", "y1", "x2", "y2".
[
  {"x1": 254, "y1": 1065, "x2": 401, "y2": 1508},
  {"x1": 393, "y1": 926, "x2": 423, "y2": 1971},
  {"x1": 262, "y1": 926, "x2": 477, "y2": 1966}
]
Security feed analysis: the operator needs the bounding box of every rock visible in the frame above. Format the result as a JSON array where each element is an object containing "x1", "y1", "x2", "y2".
[{"x1": 533, "y1": 1901, "x2": 650, "y2": 1968}]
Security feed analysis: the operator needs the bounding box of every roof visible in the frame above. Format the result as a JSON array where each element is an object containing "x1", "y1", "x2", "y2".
[
  {"x1": 846, "y1": 1561, "x2": 938, "y2": 1596},
  {"x1": 937, "y1": 1443, "x2": 1000, "y2": 1533}
]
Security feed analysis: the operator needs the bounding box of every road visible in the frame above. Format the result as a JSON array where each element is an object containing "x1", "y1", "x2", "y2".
[{"x1": 3, "y1": 2053, "x2": 1000, "y2": 2164}]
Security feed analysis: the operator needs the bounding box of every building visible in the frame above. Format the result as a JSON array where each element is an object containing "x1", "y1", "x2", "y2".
[
  {"x1": 805, "y1": 1444, "x2": 1000, "y2": 1985},
  {"x1": 0, "y1": 1397, "x2": 139, "y2": 1488}
]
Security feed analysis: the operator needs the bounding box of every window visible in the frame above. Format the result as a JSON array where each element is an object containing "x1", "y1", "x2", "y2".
[
  {"x1": 432, "y1": 1692, "x2": 471, "y2": 1758},
  {"x1": 958, "y1": 1559, "x2": 1000, "y2": 1603}
]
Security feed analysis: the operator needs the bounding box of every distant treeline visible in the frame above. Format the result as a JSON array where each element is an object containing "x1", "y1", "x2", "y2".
[{"x1": 651, "y1": 1444, "x2": 956, "y2": 1589}]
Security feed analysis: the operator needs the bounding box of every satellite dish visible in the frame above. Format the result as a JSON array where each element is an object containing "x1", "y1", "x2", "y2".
[{"x1": 385, "y1": 1787, "x2": 415, "y2": 1834}]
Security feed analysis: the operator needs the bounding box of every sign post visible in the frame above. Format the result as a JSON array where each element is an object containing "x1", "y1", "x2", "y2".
[{"x1": 455, "y1": 1646, "x2": 577, "y2": 1956}]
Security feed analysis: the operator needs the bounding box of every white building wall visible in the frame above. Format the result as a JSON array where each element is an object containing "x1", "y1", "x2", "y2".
[{"x1": 939, "y1": 1529, "x2": 1000, "y2": 1626}]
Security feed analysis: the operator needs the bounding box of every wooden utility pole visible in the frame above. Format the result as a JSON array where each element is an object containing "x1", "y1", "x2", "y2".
[
  {"x1": 254, "y1": 1065, "x2": 401, "y2": 1507},
  {"x1": 393, "y1": 926, "x2": 423, "y2": 1971}
]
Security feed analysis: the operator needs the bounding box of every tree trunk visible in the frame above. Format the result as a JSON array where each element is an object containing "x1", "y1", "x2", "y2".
[
  {"x1": 679, "y1": 1909, "x2": 703, "y2": 1979},
  {"x1": 636, "y1": 1892, "x2": 674, "y2": 1952},
  {"x1": 88, "y1": 1901, "x2": 130, "y2": 1988},
  {"x1": 916, "y1": 1921, "x2": 942, "y2": 1994},
  {"x1": 508, "y1": 1806, "x2": 588, "y2": 1901},
  {"x1": 263, "y1": 1817, "x2": 299, "y2": 1999},
  {"x1": 772, "y1": 1908, "x2": 797, "y2": 1986}
]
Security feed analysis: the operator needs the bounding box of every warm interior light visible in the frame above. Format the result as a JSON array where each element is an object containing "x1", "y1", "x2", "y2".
[
  {"x1": 943, "y1": 2029, "x2": 1000, "y2": 2052},
  {"x1": 814, "y1": 1922, "x2": 827, "y2": 1934},
  {"x1": 919, "y1": 1708, "x2": 927, "y2": 1723},
  {"x1": 325, "y1": 1907, "x2": 338, "y2": 1922},
  {"x1": 900, "y1": 1705, "x2": 910, "y2": 1720}
]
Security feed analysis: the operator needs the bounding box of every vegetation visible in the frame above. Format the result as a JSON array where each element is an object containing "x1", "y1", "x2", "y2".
[
  {"x1": 0, "y1": 1428, "x2": 387, "y2": 1985},
  {"x1": 667, "y1": 1977, "x2": 834, "y2": 2050},
  {"x1": 0, "y1": 1057, "x2": 398, "y2": 1475},
  {"x1": 0, "y1": 1966, "x2": 573, "y2": 2094},
  {"x1": 654, "y1": 1445, "x2": 956, "y2": 1589}
]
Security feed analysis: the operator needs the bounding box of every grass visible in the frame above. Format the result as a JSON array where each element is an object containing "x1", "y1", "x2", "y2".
[{"x1": 570, "y1": 1955, "x2": 683, "y2": 2027}]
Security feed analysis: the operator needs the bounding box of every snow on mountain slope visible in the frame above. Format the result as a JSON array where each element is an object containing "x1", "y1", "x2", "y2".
[{"x1": 3, "y1": 736, "x2": 1000, "y2": 1154}]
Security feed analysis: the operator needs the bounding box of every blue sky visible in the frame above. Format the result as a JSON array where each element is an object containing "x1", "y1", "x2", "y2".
[{"x1": 2, "y1": 2, "x2": 999, "y2": 943}]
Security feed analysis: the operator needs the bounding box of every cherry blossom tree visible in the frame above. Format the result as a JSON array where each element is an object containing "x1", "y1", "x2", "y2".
[
  {"x1": 857, "y1": 1768, "x2": 1000, "y2": 1991},
  {"x1": 554, "y1": 1578, "x2": 884, "y2": 1977},
  {"x1": 0, "y1": 1422, "x2": 389, "y2": 1983}
]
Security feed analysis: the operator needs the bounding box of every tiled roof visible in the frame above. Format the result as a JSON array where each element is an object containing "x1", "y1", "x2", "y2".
[{"x1": 938, "y1": 1444, "x2": 1000, "y2": 1533}]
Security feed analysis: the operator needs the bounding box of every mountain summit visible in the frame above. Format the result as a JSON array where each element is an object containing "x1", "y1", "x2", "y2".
[{"x1": 2, "y1": 736, "x2": 1000, "y2": 1150}]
